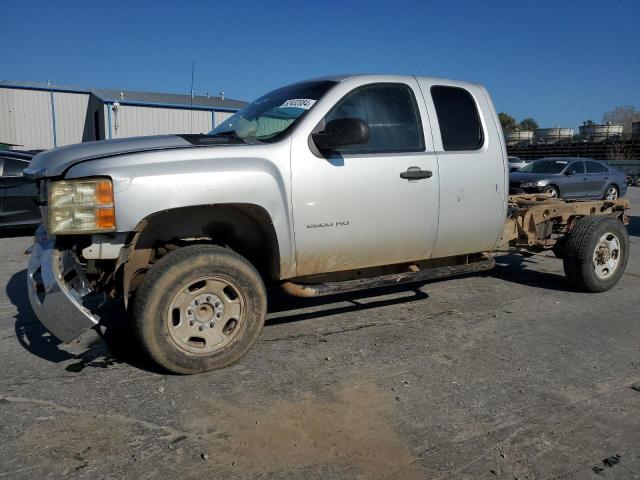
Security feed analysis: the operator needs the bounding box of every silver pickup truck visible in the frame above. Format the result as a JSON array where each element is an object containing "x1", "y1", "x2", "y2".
[{"x1": 25, "y1": 75, "x2": 631, "y2": 374}]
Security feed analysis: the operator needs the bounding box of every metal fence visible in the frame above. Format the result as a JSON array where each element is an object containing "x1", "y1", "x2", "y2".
[
  {"x1": 507, "y1": 139, "x2": 640, "y2": 162},
  {"x1": 607, "y1": 160, "x2": 640, "y2": 175}
]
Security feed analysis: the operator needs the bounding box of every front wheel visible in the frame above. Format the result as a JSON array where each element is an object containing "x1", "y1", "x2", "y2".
[
  {"x1": 543, "y1": 185, "x2": 559, "y2": 198},
  {"x1": 133, "y1": 245, "x2": 267, "y2": 374},
  {"x1": 604, "y1": 185, "x2": 619, "y2": 200},
  {"x1": 563, "y1": 216, "x2": 629, "y2": 292}
]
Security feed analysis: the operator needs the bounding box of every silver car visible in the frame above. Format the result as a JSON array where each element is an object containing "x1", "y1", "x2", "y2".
[
  {"x1": 509, "y1": 157, "x2": 627, "y2": 200},
  {"x1": 508, "y1": 156, "x2": 530, "y2": 172}
]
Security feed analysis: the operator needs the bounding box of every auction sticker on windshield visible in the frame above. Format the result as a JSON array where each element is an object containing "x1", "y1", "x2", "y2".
[{"x1": 279, "y1": 99, "x2": 317, "y2": 110}]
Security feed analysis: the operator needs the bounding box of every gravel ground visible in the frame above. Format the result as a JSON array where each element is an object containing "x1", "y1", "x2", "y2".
[{"x1": 1, "y1": 189, "x2": 639, "y2": 480}]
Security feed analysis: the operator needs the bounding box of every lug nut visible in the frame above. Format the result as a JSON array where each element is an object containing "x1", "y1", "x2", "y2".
[
  {"x1": 209, "y1": 322, "x2": 214, "y2": 328},
  {"x1": 190, "y1": 320, "x2": 195, "y2": 326},
  {"x1": 216, "y1": 311, "x2": 222, "y2": 318},
  {"x1": 195, "y1": 299, "x2": 201, "y2": 305},
  {"x1": 199, "y1": 325, "x2": 204, "y2": 331},
  {"x1": 215, "y1": 301, "x2": 221, "y2": 307}
]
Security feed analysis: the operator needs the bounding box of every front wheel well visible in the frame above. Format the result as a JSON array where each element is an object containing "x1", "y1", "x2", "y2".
[
  {"x1": 543, "y1": 184, "x2": 560, "y2": 196},
  {"x1": 123, "y1": 204, "x2": 280, "y2": 300},
  {"x1": 603, "y1": 183, "x2": 620, "y2": 199}
]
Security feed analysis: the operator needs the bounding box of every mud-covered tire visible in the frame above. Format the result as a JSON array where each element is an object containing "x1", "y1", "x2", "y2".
[
  {"x1": 133, "y1": 245, "x2": 267, "y2": 374},
  {"x1": 562, "y1": 216, "x2": 629, "y2": 293}
]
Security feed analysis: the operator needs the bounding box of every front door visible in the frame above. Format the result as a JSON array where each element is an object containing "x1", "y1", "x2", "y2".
[{"x1": 290, "y1": 80, "x2": 439, "y2": 276}]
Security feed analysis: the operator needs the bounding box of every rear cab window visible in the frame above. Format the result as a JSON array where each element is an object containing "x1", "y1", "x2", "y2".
[
  {"x1": 1, "y1": 157, "x2": 30, "y2": 176},
  {"x1": 431, "y1": 86, "x2": 484, "y2": 151}
]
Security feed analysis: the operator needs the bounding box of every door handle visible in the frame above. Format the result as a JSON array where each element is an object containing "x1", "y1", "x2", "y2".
[{"x1": 400, "y1": 167, "x2": 433, "y2": 180}]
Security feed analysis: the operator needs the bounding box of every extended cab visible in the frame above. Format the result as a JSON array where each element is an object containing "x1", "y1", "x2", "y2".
[{"x1": 25, "y1": 75, "x2": 630, "y2": 373}]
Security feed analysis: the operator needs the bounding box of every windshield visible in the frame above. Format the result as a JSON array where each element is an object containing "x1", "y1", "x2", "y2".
[
  {"x1": 520, "y1": 159, "x2": 568, "y2": 174},
  {"x1": 209, "y1": 80, "x2": 336, "y2": 142}
]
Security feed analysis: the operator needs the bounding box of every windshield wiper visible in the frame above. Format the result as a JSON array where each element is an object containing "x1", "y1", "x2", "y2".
[
  {"x1": 213, "y1": 129, "x2": 266, "y2": 144},
  {"x1": 208, "y1": 130, "x2": 247, "y2": 143},
  {"x1": 213, "y1": 130, "x2": 242, "y2": 139}
]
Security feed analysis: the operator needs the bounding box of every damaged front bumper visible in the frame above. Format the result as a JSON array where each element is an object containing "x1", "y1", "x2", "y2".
[{"x1": 27, "y1": 226, "x2": 102, "y2": 342}]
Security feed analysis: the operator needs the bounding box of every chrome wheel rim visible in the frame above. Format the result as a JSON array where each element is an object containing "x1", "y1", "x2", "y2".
[
  {"x1": 545, "y1": 187, "x2": 558, "y2": 198},
  {"x1": 167, "y1": 276, "x2": 245, "y2": 354},
  {"x1": 605, "y1": 187, "x2": 618, "y2": 200},
  {"x1": 592, "y1": 233, "x2": 621, "y2": 279}
]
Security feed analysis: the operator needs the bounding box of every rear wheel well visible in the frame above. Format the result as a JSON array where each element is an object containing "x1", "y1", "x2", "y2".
[{"x1": 123, "y1": 204, "x2": 280, "y2": 299}]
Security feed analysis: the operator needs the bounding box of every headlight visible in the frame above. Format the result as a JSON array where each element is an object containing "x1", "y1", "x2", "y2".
[
  {"x1": 521, "y1": 181, "x2": 534, "y2": 188},
  {"x1": 48, "y1": 178, "x2": 116, "y2": 234}
]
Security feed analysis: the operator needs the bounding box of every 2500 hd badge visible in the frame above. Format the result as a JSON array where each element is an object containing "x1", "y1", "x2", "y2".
[{"x1": 306, "y1": 220, "x2": 350, "y2": 229}]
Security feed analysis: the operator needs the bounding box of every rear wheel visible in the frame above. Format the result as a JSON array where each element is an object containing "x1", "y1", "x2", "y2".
[
  {"x1": 543, "y1": 185, "x2": 559, "y2": 198},
  {"x1": 133, "y1": 244, "x2": 267, "y2": 374},
  {"x1": 604, "y1": 185, "x2": 619, "y2": 200},
  {"x1": 563, "y1": 216, "x2": 629, "y2": 292}
]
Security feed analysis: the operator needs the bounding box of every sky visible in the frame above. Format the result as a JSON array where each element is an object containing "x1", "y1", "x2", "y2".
[{"x1": 1, "y1": 0, "x2": 639, "y2": 129}]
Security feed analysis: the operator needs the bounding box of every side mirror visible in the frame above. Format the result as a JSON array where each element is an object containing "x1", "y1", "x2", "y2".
[{"x1": 312, "y1": 118, "x2": 370, "y2": 152}]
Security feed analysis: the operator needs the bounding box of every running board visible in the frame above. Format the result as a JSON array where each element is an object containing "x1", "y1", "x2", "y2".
[{"x1": 281, "y1": 258, "x2": 495, "y2": 298}]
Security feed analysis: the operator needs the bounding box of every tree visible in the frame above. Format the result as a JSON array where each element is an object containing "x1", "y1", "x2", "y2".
[
  {"x1": 602, "y1": 106, "x2": 640, "y2": 134},
  {"x1": 583, "y1": 119, "x2": 595, "y2": 126},
  {"x1": 518, "y1": 117, "x2": 538, "y2": 132},
  {"x1": 498, "y1": 112, "x2": 517, "y2": 131}
]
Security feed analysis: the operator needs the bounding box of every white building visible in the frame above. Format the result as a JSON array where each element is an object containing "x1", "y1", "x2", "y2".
[{"x1": 0, "y1": 80, "x2": 246, "y2": 151}]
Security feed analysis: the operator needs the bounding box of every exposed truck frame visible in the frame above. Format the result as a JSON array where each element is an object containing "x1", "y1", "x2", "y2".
[
  {"x1": 277, "y1": 194, "x2": 630, "y2": 297},
  {"x1": 501, "y1": 195, "x2": 629, "y2": 249}
]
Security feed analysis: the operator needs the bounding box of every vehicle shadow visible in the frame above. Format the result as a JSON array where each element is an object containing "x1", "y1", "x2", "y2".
[
  {"x1": 8, "y1": 267, "x2": 429, "y2": 371},
  {"x1": 0, "y1": 226, "x2": 37, "y2": 238},
  {"x1": 265, "y1": 283, "x2": 429, "y2": 326},
  {"x1": 627, "y1": 215, "x2": 640, "y2": 237},
  {"x1": 490, "y1": 253, "x2": 574, "y2": 292},
  {"x1": 9, "y1": 269, "x2": 75, "y2": 363},
  {"x1": 7, "y1": 269, "x2": 161, "y2": 373}
]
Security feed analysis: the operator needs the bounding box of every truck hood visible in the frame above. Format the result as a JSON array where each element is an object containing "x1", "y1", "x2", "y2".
[
  {"x1": 510, "y1": 171, "x2": 561, "y2": 183},
  {"x1": 24, "y1": 135, "x2": 207, "y2": 178}
]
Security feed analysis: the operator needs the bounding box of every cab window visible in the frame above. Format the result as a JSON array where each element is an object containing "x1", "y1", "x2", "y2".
[
  {"x1": 586, "y1": 161, "x2": 607, "y2": 174},
  {"x1": 324, "y1": 83, "x2": 424, "y2": 153},
  {"x1": 567, "y1": 161, "x2": 585, "y2": 174},
  {"x1": 0, "y1": 157, "x2": 29, "y2": 176},
  {"x1": 431, "y1": 86, "x2": 484, "y2": 151}
]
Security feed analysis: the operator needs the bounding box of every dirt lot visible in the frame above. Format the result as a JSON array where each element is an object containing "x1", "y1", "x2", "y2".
[{"x1": 1, "y1": 190, "x2": 639, "y2": 480}]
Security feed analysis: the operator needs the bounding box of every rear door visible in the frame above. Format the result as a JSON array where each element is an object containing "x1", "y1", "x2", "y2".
[
  {"x1": 415, "y1": 80, "x2": 506, "y2": 258},
  {"x1": 585, "y1": 161, "x2": 608, "y2": 198},
  {"x1": 0, "y1": 157, "x2": 39, "y2": 227}
]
